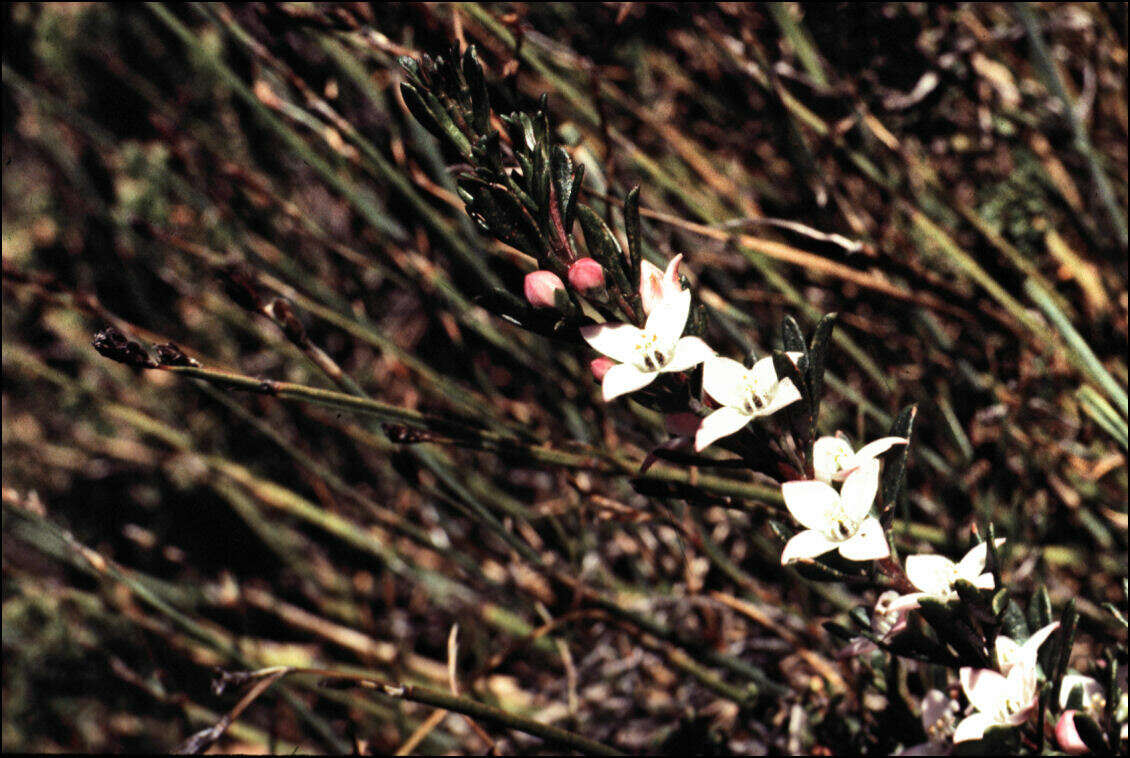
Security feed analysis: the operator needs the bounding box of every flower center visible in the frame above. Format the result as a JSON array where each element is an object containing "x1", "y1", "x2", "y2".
[
  {"x1": 822, "y1": 504, "x2": 860, "y2": 543},
  {"x1": 634, "y1": 332, "x2": 671, "y2": 372},
  {"x1": 738, "y1": 373, "x2": 775, "y2": 414}
]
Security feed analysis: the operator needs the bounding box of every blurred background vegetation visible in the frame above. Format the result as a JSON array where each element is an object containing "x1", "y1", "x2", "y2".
[{"x1": 2, "y1": 3, "x2": 1127, "y2": 754}]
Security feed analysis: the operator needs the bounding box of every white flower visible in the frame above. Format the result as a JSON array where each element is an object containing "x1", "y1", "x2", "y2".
[
  {"x1": 889, "y1": 539, "x2": 1005, "y2": 612},
  {"x1": 780, "y1": 459, "x2": 890, "y2": 564},
  {"x1": 1058, "y1": 673, "x2": 1106, "y2": 715},
  {"x1": 813, "y1": 434, "x2": 908, "y2": 483},
  {"x1": 639, "y1": 254, "x2": 684, "y2": 316},
  {"x1": 995, "y1": 621, "x2": 1061, "y2": 675},
  {"x1": 897, "y1": 689, "x2": 961, "y2": 755},
  {"x1": 694, "y1": 353, "x2": 803, "y2": 451},
  {"x1": 953, "y1": 622, "x2": 1059, "y2": 743},
  {"x1": 837, "y1": 590, "x2": 910, "y2": 659},
  {"x1": 580, "y1": 288, "x2": 713, "y2": 401}
]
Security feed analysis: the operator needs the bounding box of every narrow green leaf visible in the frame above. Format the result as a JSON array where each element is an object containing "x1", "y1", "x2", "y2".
[
  {"x1": 462, "y1": 46, "x2": 490, "y2": 134},
  {"x1": 879, "y1": 405, "x2": 916, "y2": 522},
  {"x1": 1029, "y1": 585, "x2": 1053, "y2": 631},
  {"x1": 624, "y1": 185, "x2": 642, "y2": 281},
  {"x1": 806, "y1": 312, "x2": 837, "y2": 433},
  {"x1": 1071, "y1": 712, "x2": 1111, "y2": 755}
]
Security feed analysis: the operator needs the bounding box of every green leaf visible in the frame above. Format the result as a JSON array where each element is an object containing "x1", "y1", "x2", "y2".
[
  {"x1": 576, "y1": 205, "x2": 632, "y2": 299},
  {"x1": 952, "y1": 724, "x2": 1020, "y2": 755},
  {"x1": 806, "y1": 312, "x2": 837, "y2": 434},
  {"x1": 624, "y1": 186, "x2": 642, "y2": 281},
  {"x1": 822, "y1": 621, "x2": 856, "y2": 642},
  {"x1": 458, "y1": 177, "x2": 549, "y2": 261},
  {"x1": 550, "y1": 145, "x2": 575, "y2": 232},
  {"x1": 917, "y1": 598, "x2": 989, "y2": 666},
  {"x1": 998, "y1": 599, "x2": 1029, "y2": 643},
  {"x1": 1029, "y1": 585, "x2": 1053, "y2": 631},
  {"x1": 879, "y1": 405, "x2": 916, "y2": 522},
  {"x1": 990, "y1": 588, "x2": 1010, "y2": 617},
  {"x1": 1071, "y1": 712, "x2": 1112, "y2": 755},
  {"x1": 462, "y1": 46, "x2": 490, "y2": 134},
  {"x1": 781, "y1": 314, "x2": 807, "y2": 356},
  {"x1": 565, "y1": 163, "x2": 584, "y2": 231}
]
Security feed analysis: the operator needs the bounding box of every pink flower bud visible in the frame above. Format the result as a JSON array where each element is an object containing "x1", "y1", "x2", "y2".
[
  {"x1": 524, "y1": 270, "x2": 565, "y2": 308},
  {"x1": 1056, "y1": 711, "x2": 1089, "y2": 755},
  {"x1": 567, "y1": 257, "x2": 605, "y2": 293},
  {"x1": 590, "y1": 357, "x2": 615, "y2": 381}
]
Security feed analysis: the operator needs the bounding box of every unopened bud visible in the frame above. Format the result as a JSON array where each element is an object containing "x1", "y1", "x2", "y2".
[
  {"x1": 567, "y1": 257, "x2": 605, "y2": 294},
  {"x1": 524, "y1": 270, "x2": 565, "y2": 309},
  {"x1": 1055, "y1": 711, "x2": 1088, "y2": 755},
  {"x1": 590, "y1": 357, "x2": 615, "y2": 381}
]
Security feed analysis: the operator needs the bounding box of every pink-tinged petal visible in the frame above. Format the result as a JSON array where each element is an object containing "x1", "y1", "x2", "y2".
[
  {"x1": 524, "y1": 270, "x2": 565, "y2": 308},
  {"x1": 952, "y1": 712, "x2": 994, "y2": 744},
  {"x1": 639, "y1": 259, "x2": 665, "y2": 316},
  {"x1": 581, "y1": 322, "x2": 644, "y2": 364},
  {"x1": 567, "y1": 257, "x2": 605, "y2": 293},
  {"x1": 694, "y1": 406, "x2": 752, "y2": 451},
  {"x1": 644, "y1": 289, "x2": 691, "y2": 345},
  {"x1": 601, "y1": 363, "x2": 655, "y2": 401},
  {"x1": 661, "y1": 253, "x2": 684, "y2": 298},
  {"x1": 813, "y1": 436, "x2": 854, "y2": 484},
  {"x1": 838, "y1": 517, "x2": 890, "y2": 561},
  {"x1": 886, "y1": 592, "x2": 927, "y2": 613},
  {"x1": 781, "y1": 480, "x2": 840, "y2": 531},
  {"x1": 835, "y1": 637, "x2": 877, "y2": 659},
  {"x1": 920, "y1": 690, "x2": 957, "y2": 732},
  {"x1": 756, "y1": 378, "x2": 802, "y2": 417},
  {"x1": 589, "y1": 357, "x2": 616, "y2": 382},
  {"x1": 664, "y1": 336, "x2": 714, "y2": 372},
  {"x1": 1056, "y1": 711, "x2": 1089, "y2": 755},
  {"x1": 955, "y1": 538, "x2": 1005, "y2": 579},
  {"x1": 961, "y1": 667, "x2": 1008, "y2": 714},
  {"x1": 841, "y1": 458, "x2": 880, "y2": 523},
  {"x1": 855, "y1": 436, "x2": 908, "y2": 463},
  {"x1": 904, "y1": 554, "x2": 958, "y2": 595},
  {"x1": 701, "y1": 356, "x2": 751, "y2": 408},
  {"x1": 781, "y1": 529, "x2": 839, "y2": 564}
]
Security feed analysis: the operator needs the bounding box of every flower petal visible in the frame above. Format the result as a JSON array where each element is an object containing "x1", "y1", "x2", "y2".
[
  {"x1": 661, "y1": 254, "x2": 684, "y2": 298},
  {"x1": 838, "y1": 516, "x2": 890, "y2": 561},
  {"x1": 904, "y1": 554, "x2": 958, "y2": 596},
  {"x1": 664, "y1": 336, "x2": 714, "y2": 372},
  {"x1": 1016, "y1": 621, "x2": 1060, "y2": 667},
  {"x1": 952, "y1": 712, "x2": 994, "y2": 744},
  {"x1": 995, "y1": 635, "x2": 1022, "y2": 672},
  {"x1": 841, "y1": 458, "x2": 880, "y2": 523},
  {"x1": 955, "y1": 537, "x2": 1005, "y2": 580},
  {"x1": 601, "y1": 363, "x2": 656, "y2": 401},
  {"x1": 581, "y1": 322, "x2": 644, "y2": 364},
  {"x1": 781, "y1": 529, "x2": 838, "y2": 564},
  {"x1": 749, "y1": 355, "x2": 779, "y2": 391},
  {"x1": 886, "y1": 592, "x2": 927, "y2": 613},
  {"x1": 921, "y1": 690, "x2": 957, "y2": 732},
  {"x1": 639, "y1": 259, "x2": 665, "y2": 316},
  {"x1": 756, "y1": 378, "x2": 802, "y2": 417},
  {"x1": 814, "y1": 436, "x2": 855, "y2": 484},
  {"x1": 972, "y1": 572, "x2": 996, "y2": 590},
  {"x1": 644, "y1": 288, "x2": 691, "y2": 344},
  {"x1": 701, "y1": 356, "x2": 751, "y2": 408},
  {"x1": 781, "y1": 480, "x2": 840, "y2": 532},
  {"x1": 855, "y1": 436, "x2": 909, "y2": 463},
  {"x1": 694, "y1": 406, "x2": 751, "y2": 451},
  {"x1": 961, "y1": 667, "x2": 1008, "y2": 714}
]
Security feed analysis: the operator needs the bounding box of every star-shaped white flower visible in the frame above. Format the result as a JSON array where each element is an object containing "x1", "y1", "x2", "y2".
[
  {"x1": 694, "y1": 353, "x2": 803, "y2": 451},
  {"x1": 580, "y1": 288, "x2": 713, "y2": 401},
  {"x1": 896, "y1": 689, "x2": 961, "y2": 755},
  {"x1": 837, "y1": 590, "x2": 910, "y2": 659},
  {"x1": 780, "y1": 459, "x2": 890, "y2": 564},
  {"x1": 813, "y1": 434, "x2": 908, "y2": 483},
  {"x1": 953, "y1": 622, "x2": 1059, "y2": 744},
  {"x1": 639, "y1": 254, "x2": 684, "y2": 316},
  {"x1": 889, "y1": 539, "x2": 1005, "y2": 612}
]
